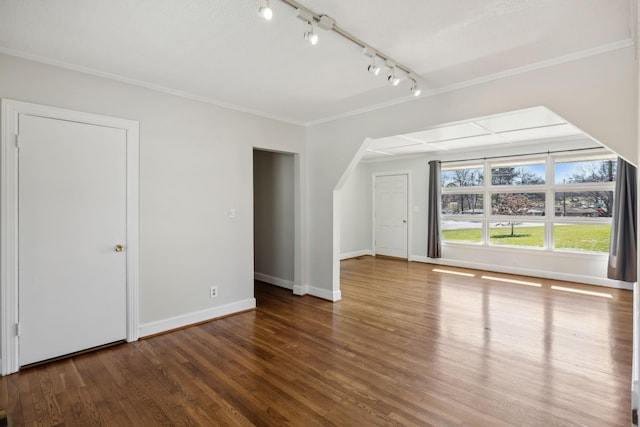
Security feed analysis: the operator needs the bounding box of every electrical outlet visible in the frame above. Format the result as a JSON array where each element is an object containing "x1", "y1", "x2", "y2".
[{"x1": 209, "y1": 286, "x2": 218, "y2": 298}]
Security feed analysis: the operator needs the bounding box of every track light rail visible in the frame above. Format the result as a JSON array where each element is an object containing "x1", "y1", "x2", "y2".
[{"x1": 278, "y1": 0, "x2": 421, "y2": 84}]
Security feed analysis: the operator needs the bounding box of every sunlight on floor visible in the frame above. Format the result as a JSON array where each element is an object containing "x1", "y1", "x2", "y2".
[
  {"x1": 432, "y1": 268, "x2": 475, "y2": 277},
  {"x1": 481, "y1": 275, "x2": 542, "y2": 287},
  {"x1": 550, "y1": 285, "x2": 613, "y2": 298}
]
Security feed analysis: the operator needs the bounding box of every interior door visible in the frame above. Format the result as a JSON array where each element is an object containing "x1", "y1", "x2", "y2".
[
  {"x1": 375, "y1": 174, "x2": 408, "y2": 258},
  {"x1": 18, "y1": 114, "x2": 127, "y2": 366}
]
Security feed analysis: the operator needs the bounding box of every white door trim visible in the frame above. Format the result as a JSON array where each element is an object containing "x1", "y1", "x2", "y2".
[
  {"x1": 1, "y1": 99, "x2": 140, "y2": 375},
  {"x1": 372, "y1": 171, "x2": 411, "y2": 259}
]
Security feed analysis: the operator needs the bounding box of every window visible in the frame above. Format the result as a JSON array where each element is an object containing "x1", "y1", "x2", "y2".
[
  {"x1": 489, "y1": 221, "x2": 544, "y2": 248},
  {"x1": 441, "y1": 166, "x2": 483, "y2": 188},
  {"x1": 441, "y1": 220, "x2": 482, "y2": 243},
  {"x1": 491, "y1": 161, "x2": 545, "y2": 185},
  {"x1": 440, "y1": 151, "x2": 616, "y2": 252},
  {"x1": 491, "y1": 193, "x2": 545, "y2": 216},
  {"x1": 441, "y1": 193, "x2": 484, "y2": 215},
  {"x1": 553, "y1": 223, "x2": 611, "y2": 252},
  {"x1": 554, "y1": 159, "x2": 616, "y2": 184},
  {"x1": 554, "y1": 191, "x2": 613, "y2": 218}
]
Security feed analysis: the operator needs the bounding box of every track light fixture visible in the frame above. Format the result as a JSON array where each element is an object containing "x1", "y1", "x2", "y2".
[
  {"x1": 387, "y1": 66, "x2": 400, "y2": 86},
  {"x1": 388, "y1": 73, "x2": 400, "y2": 86},
  {"x1": 363, "y1": 47, "x2": 380, "y2": 76},
  {"x1": 410, "y1": 79, "x2": 422, "y2": 97},
  {"x1": 304, "y1": 21, "x2": 318, "y2": 45},
  {"x1": 296, "y1": 8, "x2": 318, "y2": 45},
  {"x1": 368, "y1": 59, "x2": 381, "y2": 76},
  {"x1": 257, "y1": 0, "x2": 273, "y2": 20}
]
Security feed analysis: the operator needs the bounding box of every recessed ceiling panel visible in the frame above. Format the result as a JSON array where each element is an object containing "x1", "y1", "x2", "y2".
[
  {"x1": 363, "y1": 149, "x2": 394, "y2": 160},
  {"x1": 498, "y1": 124, "x2": 582, "y2": 142},
  {"x1": 404, "y1": 123, "x2": 489, "y2": 144},
  {"x1": 429, "y1": 134, "x2": 507, "y2": 150},
  {"x1": 384, "y1": 144, "x2": 441, "y2": 155},
  {"x1": 474, "y1": 108, "x2": 566, "y2": 133},
  {"x1": 367, "y1": 136, "x2": 423, "y2": 150}
]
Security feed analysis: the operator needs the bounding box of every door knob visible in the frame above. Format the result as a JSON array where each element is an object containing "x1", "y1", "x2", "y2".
[
  {"x1": 402, "y1": 220, "x2": 407, "y2": 223},
  {"x1": 114, "y1": 244, "x2": 124, "y2": 252}
]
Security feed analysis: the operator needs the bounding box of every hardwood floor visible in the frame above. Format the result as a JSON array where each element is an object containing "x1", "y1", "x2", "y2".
[{"x1": 2, "y1": 256, "x2": 633, "y2": 426}]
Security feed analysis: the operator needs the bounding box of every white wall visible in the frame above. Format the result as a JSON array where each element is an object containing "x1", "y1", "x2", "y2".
[
  {"x1": 0, "y1": 53, "x2": 305, "y2": 335},
  {"x1": 339, "y1": 162, "x2": 371, "y2": 258},
  {"x1": 308, "y1": 46, "x2": 638, "y2": 297},
  {"x1": 253, "y1": 149, "x2": 295, "y2": 288}
]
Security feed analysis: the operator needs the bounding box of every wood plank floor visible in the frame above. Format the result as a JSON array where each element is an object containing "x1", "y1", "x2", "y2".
[{"x1": 1, "y1": 256, "x2": 633, "y2": 426}]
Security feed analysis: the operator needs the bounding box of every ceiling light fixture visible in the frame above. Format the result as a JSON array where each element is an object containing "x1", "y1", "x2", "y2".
[
  {"x1": 386, "y1": 64, "x2": 401, "y2": 86},
  {"x1": 410, "y1": 79, "x2": 422, "y2": 96},
  {"x1": 363, "y1": 47, "x2": 380, "y2": 76},
  {"x1": 296, "y1": 8, "x2": 318, "y2": 45},
  {"x1": 388, "y1": 73, "x2": 400, "y2": 86},
  {"x1": 368, "y1": 59, "x2": 381, "y2": 76},
  {"x1": 304, "y1": 21, "x2": 318, "y2": 45},
  {"x1": 257, "y1": 0, "x2": 273, "y2": 20}
]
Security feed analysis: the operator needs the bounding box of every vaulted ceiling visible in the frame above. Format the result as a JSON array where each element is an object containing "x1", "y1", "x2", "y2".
[{"x1": 0, "y1": 1, "x2": 633, "y2": 126}]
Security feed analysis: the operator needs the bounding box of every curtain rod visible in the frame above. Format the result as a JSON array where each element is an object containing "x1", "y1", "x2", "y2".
[{"x1": 439, "y1": 146, "x2": 607, "y2": 164}]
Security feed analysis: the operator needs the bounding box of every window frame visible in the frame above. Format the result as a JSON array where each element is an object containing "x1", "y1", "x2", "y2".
[{"x1": 440, "y1": 150, "x2": 615, "y2": 253}]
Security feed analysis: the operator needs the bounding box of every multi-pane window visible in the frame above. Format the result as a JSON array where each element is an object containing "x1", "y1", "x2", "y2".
[{"x1": 440, "y1": 152, "x2": 616, "y2": 253}]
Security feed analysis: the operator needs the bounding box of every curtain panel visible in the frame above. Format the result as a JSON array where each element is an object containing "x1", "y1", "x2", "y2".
[
  {"x1": 428, "y1": 160, "x2": 442, "y2": 258},
  {"x1": 607, "y1": 157, "x2": 637, "y2": 282}
]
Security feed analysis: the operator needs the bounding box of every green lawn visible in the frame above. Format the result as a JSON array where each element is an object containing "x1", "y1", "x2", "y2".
[
  {"x1": 554, "y1": 224, "x2": 610, "y2": 252},
  {"x1": 490, "y1": 226, "x2": 543, "y2": 247},
  {"x1": 442, "y1": 224, "x2": 611, "y2": 252}
]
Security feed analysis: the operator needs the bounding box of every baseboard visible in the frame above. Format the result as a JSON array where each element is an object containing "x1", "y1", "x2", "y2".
[
  {"x1": 307, "y1": 286, "x2": 341, "y2": 302},
  {"x1": 138, "y1": 298, "x2": 256, "y2": 338},
  {"x1": 254, "y1": 272, "x2": 293, "y2": 290},
  {"x1": 340, "y1": 249, "x2": 372, "y2": 260},
  {"x1": 292, "y1": 283, "x2": 341, "y2": 301},
  {"x1": 410, "y1": 256, "x2": 634, "y2": 290},
  {"x1": 293, "y1": 284, "x2": 308, "y2": 296}
]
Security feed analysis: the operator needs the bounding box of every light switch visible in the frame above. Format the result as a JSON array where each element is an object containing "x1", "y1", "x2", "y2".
[{"x1": 228, "y1": 208, "x2": 236, "y2": 218}]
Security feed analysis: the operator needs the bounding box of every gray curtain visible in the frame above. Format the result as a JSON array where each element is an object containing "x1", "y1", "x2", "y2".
[
  {"x1": 607, "y1": 158, "x2": 637, "y2": 282},
  {"x1": 428, "y1": 160, "x2": 442, "y2": 258}
]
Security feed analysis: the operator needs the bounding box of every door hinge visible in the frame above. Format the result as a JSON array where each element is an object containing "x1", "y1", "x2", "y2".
[
  {"x1": 15, "y1": 323, "x2": 21, "y2": 337},
  {"x1": 14, "y1": 133, "x2": 20, "y2": 149}
]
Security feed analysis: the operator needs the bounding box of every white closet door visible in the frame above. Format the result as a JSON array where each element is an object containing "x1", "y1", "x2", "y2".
[
  {"x1": 18, "y1": 114, "x2": 127, "y2": 366},
  {"x1": 375, "y1": 174, "x2": 408, "y2": 258}
]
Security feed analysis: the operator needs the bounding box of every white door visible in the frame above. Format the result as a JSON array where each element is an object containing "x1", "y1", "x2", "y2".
[
  {"x1": 375, "y1": 174, "x2": 408, "y2": 258},
  {"x1": 18, "y1": 114, "x2": 127, "y2": 366}
]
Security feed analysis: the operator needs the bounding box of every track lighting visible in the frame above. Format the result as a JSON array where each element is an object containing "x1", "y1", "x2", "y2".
[
  {"x1": 296, "y1": 9, "x2": 318, "y2": 45},
  {"x1": 410, "y1": 79, "x2": 422, "y2": 96},
  {"x1": 257, "y1": 0, "x2": 272, "y2": 20},
  {"x1": 363, "y1": 47, "x2": 380, "y2": 76},
  {"x1": 368, "y1": 59, "x2": 381, "y2": 76},
  {"x1": 387, "y1": 67, "x2": 400, "y2": 86},
  {"x1": 304, "y1": 21, "x2": 318, "y2": 45},
  {"x1": 265, "y1": 1, "x2": 425, "y2": 96}
]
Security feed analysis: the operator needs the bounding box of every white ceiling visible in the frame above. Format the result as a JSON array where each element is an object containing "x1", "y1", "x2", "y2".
[
  {"x1": 363, "y1": 107, "x2": 594, "y2": 160},
  {"x1": 0, "y1": 0, "x2": 633, "y2": 125}
]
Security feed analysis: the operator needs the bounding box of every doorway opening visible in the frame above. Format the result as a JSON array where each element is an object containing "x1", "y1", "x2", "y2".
[{"x1": 253, "y1": 149, "x2": 296, "y2": 296}]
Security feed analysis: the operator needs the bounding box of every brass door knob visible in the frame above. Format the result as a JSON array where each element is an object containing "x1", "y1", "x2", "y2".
[
  {"x1": 402, "y1": 220, "x2": 407, "y2": 223},
  {"x1": 114, "y1": 244, "x2": 124, "y2": 252}
]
